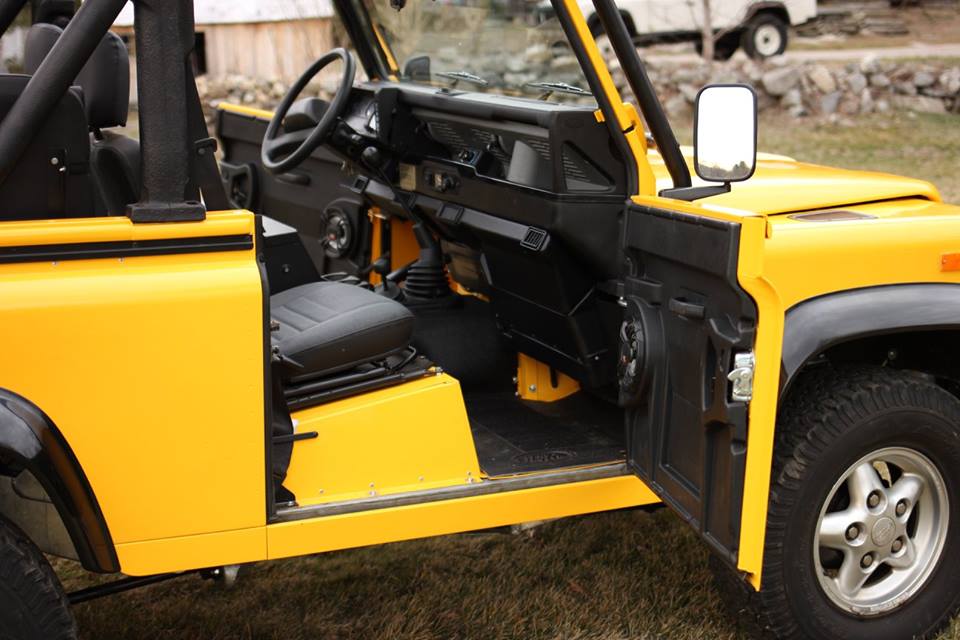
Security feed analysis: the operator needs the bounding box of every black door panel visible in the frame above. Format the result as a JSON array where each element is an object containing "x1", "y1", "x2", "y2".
[{"x1": 621, "y1": 204, "x2": 757, "y2": 565}]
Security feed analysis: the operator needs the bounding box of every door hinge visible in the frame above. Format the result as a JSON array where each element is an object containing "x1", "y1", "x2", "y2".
[{"x1": 727, "y1": 351, "x2": 755, "y2": 402}]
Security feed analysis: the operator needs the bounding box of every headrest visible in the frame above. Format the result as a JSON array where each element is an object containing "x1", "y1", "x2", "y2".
[
  {"x1": 21, "y1": 25, "x2": 130, "y2": 129},
  {"x1": 77, "y1": 31, "x2": 130, "y2": 129},
  {"x1": 32, "y1": 0, "x2": 75, "y2": 27},
  {"x1": 23, "y1": 23, "x2": 62, "y2": 75}
]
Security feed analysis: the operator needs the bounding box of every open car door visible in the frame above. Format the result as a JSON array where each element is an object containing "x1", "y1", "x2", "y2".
[{"x1": 619, "y1": 201, "x2": 760, "y2": 566}]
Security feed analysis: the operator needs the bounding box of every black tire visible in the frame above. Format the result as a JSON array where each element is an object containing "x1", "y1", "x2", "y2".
[
  {"x1": 712, "y1": 366, "x2": 960, "y2": 640},
  {"x1": 741, "y1": 13, "x2": 788, "y2": 59},
  {"x1": 0, "y1": 516, "x2": 76, "y2": 640},
  {"x1": 695, "y1": 32, "x2": 740, "y2": 61}
]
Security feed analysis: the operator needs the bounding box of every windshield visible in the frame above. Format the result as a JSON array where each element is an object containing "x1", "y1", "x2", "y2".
[{"x1": 358, "y1": 0, "x2": 597, "y2": 106}]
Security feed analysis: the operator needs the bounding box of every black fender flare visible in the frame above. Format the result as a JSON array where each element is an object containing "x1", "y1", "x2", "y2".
[
  {"x1": 0, "y1": 389, "x2": 118, "y2": 573},
  {"x1": 780, "y1": 284, "x2": 960, "y2": 398}
]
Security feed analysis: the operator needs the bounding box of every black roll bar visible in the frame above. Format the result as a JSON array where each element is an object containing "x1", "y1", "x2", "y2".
[
  {"x1": 0, "y1": 0, "x2": 27, "y2": 35},
  {"x1": 591, "y1": 0, "x2": 692, "y2": 191},
  {"x1": 0, "y1": 0, "x2": 126, "y2": 185},
  {"x1": 126, "y1": 0, "x2": 205, "y2": 222}
]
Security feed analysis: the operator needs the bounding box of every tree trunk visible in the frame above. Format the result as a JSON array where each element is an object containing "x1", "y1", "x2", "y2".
[{"x1": 700, "y1": 0, "x2": 714, "y2": 62}]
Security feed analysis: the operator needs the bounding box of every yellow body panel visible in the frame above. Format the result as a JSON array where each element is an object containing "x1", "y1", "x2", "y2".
[
  {"x1": 116, "y1": 527, "x2": 266, "y2": 576},
  {"x1": 0, "y1": 211, "x2": 267, "y2": 547},
  {"x1": 266, "y1": 474, "x2": 658, "y2": 561},
  {"x1": 284, "y1": 374, "x2": 481, "y2": 507}
]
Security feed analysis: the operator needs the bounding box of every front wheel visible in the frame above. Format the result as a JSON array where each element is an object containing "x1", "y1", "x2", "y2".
[
  {"x1": 741, "y1": 13, "x2": 788, "y2": 59},
  {"x1": 0, "y1": 516, "x2": 77, "y2": 639},
  {"x1": 715, "y1": 367, "x2": 960, "y2": 639}
]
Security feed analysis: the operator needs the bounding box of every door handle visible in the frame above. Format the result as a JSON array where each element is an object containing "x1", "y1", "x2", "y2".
[
  {"x1": 277, "y1": 172, "x2": 311, "y2": 186},
  {"x1": 668, "y1": 297, "x2": 705, "y2": 320}
]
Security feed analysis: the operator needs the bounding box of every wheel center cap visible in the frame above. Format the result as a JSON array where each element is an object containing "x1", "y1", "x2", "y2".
[{"x1": 872, "y1": 516, "x2": 896, "y2": 546}]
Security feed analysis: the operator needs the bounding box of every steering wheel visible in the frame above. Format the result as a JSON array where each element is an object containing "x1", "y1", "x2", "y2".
[{"x1": 261, "y1": 48, "x2": 356, "y2": 174}]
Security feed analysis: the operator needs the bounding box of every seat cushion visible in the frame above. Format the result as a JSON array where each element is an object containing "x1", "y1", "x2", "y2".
[{"x1": 271, "y1": 282, "x2": 415, "y2": 380}]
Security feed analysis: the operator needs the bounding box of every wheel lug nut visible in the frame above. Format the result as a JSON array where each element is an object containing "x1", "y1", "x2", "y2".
[
  {"x1": 896, "y1": 500, "x2": 908, "y2": 517},
  {"x1": 846, "y1": 525, "x2": 860, "y2": 541},
  {"x1": 892, "y1": 537, "x2": 904, "y2": 553},
  {"x1": 861, "y1": 553, "x2": 874, "y2": 568},
  {"x1": 868, "y1": 491, "x2": 882, "y2": 508}
]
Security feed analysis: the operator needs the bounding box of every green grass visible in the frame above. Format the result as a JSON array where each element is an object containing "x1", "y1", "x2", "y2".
[{"x1": 55, "y1": 113, "x2": 960, "y2": 640}]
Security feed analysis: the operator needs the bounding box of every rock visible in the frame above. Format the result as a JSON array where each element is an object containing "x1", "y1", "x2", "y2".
[
  {"x1": 242, "y1": 90, "x2": 256, "y2": 104},
  {"x1": 875, "y1": 98, "x2": 891, "y2": 113},
  {"x1": 941, "y1": 68, "x2": 960, "y2": 95},
  {"x1": 913, "y1": 71, "x2": 936, "y2": 89},
  {"x1": 664, "y1": 94, "x2": 689, "y2": 118},
  {"x1": 820, "y1": 91, "x2": 842, "y2": 115},
  {"x1": 847, "y1": 72, "x2": 867, "y2": 94},
  {"x1": 893, "y1": 81, "x2": 917, "y2": 96},
  {"x1": 762, "y1": 66, "x2": 801, "y2": 97},
  {"x1": 524, "y1": 44, "x2": 553, "y2": 66},
  {"x1": 549, "y1": 55, "x2": 578, "y2": 71},
  {"x1": 506, "y1": 57, "x2": 527, "y2": 73},
  {"x1": 678, "y1": 83, "x2": 700, "y2": 104},
  {"x1": 781, "y1": 88, "x2": 802, "y2": 108},
  {"x1": 788, "y1": 104, "x2": 807, "y2": 118},
  {"x1": 807, "y1": 64, "x2": 837, "y2": 93},
  {"x1": 859, "y1": 88, "x2": 874, "y2": 115},
  {"x1": 889, "y1": 95, "x2": 948, "y2": 115},
  {"x1": 869, "y1": 73, "x2": 890, "y2": 88},
  {"x1": 860, "y1": 54, "x2": 880, "y2": 75}
]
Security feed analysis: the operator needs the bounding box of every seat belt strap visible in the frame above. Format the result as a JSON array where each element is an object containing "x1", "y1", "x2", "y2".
[{"x1": 185, "y1": 65, "x2": 231, "y2": 211}]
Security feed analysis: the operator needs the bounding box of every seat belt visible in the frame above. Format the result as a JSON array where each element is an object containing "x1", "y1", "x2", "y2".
[{"x1": 185, "y1": 64, "x2": 231, "y2": 211}]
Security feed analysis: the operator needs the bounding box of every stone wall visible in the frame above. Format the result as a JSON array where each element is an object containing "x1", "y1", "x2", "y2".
[
  {"x1": 614, "y1": 56, "x2": 959, "y2": 119},
  {"x1": 198, "y1": 56, "x2": 960, "y2": 120}
]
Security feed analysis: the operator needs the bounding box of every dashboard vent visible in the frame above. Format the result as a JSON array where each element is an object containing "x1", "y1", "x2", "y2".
[{"x1": 520, "y1": 227, "x2": 549, "y2": 252}]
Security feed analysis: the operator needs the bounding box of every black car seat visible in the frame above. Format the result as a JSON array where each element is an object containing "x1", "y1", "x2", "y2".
[
  {"x1": 271, "y1": 281, "x2": 416, "y2": 383},
  {"x1": 0, "y1": 74, "x2": 93, "y2": 220},
  {"x1": 24, "y1": 23, "x2": 139, "y2": 216}
]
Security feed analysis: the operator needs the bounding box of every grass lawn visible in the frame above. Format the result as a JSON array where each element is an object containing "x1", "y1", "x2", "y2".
[{"x1": 56, "y1": 112, "x2": 960, "y2": 639}]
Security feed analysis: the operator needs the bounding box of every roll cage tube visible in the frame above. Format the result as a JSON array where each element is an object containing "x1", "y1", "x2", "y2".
[
  {"x1": 0, "y1": 389, "x2": 119, "y2": 573},
  {"x1": 0, "y1": 0, "x2": 28, "y2": 37},
  {"x1": 590, "y1": 0, "x2": 692, "y2": 191}
]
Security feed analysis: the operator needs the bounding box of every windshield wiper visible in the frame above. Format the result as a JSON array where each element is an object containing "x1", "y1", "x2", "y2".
[
  {"x1": 524, "y1": 81, "x2": 592, "y2": 100},
  {"x1": 436, "y1": 71, "x2": 489, "y2": 87}
]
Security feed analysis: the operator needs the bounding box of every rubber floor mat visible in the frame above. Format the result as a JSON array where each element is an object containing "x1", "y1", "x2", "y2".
[{"x1": 465, "y1": 392, "x2": 626, "y2": 477}]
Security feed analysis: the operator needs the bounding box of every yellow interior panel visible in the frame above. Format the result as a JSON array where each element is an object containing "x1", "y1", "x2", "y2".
[
  {"x1": 284, "y1": 374, "x2": 481, "y2": 508},
  {"x1": 267, "y1": 474, "x2": 659, "y2": 561},
  {"x1": 516, "y1": 353, "x2": 580, "y2": 402},
  {"x1": 0, "y1": 211, "x2": 267, "y2": 546}
]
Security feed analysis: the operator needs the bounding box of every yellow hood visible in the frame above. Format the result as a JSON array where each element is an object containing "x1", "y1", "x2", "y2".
[{"x1": 649, "y1": 150, "x2": 942, "y2": 215}]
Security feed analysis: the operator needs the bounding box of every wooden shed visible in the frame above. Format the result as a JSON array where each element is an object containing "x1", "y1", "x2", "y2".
[{"x1": 113, "y1": 0, "x2": 338, "y2": 82}]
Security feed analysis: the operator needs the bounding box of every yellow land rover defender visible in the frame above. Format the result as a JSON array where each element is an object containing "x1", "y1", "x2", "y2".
[{"x1": 2, "y1": 0, "x2": 959, "y2": 638}]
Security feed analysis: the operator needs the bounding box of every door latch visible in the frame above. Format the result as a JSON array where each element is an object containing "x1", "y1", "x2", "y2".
[{"x1": 727, "y1": 351, "x2": 755, "y2": 402}]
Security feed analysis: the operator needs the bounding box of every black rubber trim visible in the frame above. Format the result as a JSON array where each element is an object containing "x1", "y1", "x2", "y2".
[
  {"x1": 0, "y1": 389, "x2": 120, "y2": 573},
  {"x1": 781, "y1": 283, "x2": 960, "y2": 398},
  {"x1": 255, "y1": 217, "x2": 277, "y2": 522},
  {"x1": 0, "y1": 234, "x2": 253, "y2": 264}
]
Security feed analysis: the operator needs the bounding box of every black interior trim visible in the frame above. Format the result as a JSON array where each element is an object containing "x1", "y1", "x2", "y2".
[{"x1": 0, "y1": 234, "x2": 253, "y2": 264}]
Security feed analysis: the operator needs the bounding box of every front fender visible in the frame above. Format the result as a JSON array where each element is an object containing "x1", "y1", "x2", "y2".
[
  {"x1": 0, "y1": 389, "x2": 118, "y2": 573},
  {"x1": 781, "y1": 284, "x2": 960, "y2": 396}
]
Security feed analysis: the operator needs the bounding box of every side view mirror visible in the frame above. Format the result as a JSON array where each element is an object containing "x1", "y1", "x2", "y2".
[
  {"x1": 694, "y1": 84, "x2": 757, "y2": 184},
  {"x1": 402, "y1": 55, "x2": 431, "y2": 82}
]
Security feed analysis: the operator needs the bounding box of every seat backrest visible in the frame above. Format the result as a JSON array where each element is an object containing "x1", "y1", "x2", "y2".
[
  {"x1": 23, "y1": 24, "x2": 131, "y2": 130},
  {"x1": 0, "y1": 75, "x2": 94, "y2": 220}
]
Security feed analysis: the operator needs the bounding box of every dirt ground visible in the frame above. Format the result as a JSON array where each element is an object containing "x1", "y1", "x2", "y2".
[{"x1": 51, "y1": 111, "x2": 960, "y2": 640}]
